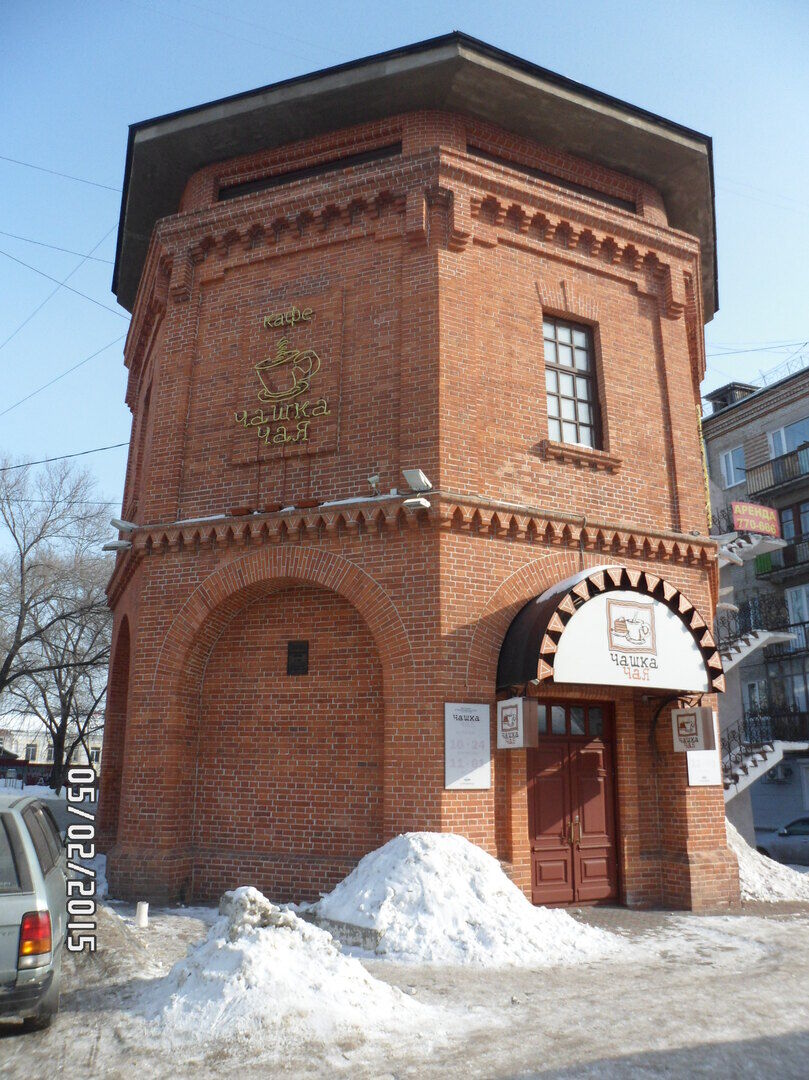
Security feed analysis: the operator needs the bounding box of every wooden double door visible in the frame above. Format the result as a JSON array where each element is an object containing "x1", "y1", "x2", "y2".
[{"x1": 526, "y1": 701, "x2": 618, "y2": 906}]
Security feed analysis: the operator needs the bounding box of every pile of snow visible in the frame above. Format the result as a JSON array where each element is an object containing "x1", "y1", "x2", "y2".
[
  {"x1": 142, "y1": 886, "x2": 428, "y2": 1049},
  {"x1": 311, "y1": 832, "x2": 619, "y2": 966},
  {"x1": 727, "y1": 820, "x2": 809, "y2": 902}
]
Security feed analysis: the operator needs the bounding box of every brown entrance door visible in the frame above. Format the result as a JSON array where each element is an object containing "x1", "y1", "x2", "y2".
[{"x1": 526, "y1": 702, "x2": 617, "y2": 906}]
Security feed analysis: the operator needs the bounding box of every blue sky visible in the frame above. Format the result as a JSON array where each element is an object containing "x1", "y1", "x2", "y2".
[{"x1": 1, "y1": 1, "x2": 807, "y2": 507}]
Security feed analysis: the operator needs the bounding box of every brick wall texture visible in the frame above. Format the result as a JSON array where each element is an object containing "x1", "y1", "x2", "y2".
[{"x1": 99, "y1": 109, "x2": 739, "y2": 911}]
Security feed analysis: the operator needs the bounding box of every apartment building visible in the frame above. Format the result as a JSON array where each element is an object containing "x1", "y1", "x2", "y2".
[{"x1": 702, "y1": 365, "x2": 809, "y2": 838}]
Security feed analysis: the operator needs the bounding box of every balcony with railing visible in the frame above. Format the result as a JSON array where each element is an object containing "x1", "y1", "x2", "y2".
[
  {"x1": 714, "y1": 595, "x2": 790, "y2": 650},
  {"x1": 722, "y1": 708, "x2": 809, "y2": 788},
  {"x1": 755, "y1": 537, "x2": 809, "y2": 578},
  {"x1": 764, "y1": 620, "x2": 809, "y2": 660},
  {"x1": 746, "y1": 445, "x2": 809, "y2": 497}
]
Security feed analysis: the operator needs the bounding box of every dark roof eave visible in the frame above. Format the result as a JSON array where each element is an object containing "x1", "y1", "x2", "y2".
[{"x1": 113, "y1": 31, "x2": 717, "y2": 316}]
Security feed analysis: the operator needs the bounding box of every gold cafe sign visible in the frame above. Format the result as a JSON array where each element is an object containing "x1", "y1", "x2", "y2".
[{"x1": 234, "y1": 305, "x2": 331, "y2": 447}]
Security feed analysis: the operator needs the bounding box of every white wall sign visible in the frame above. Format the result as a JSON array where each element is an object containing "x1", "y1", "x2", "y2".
[
  {"x1": 672, "y1": 707, "x2": 716, "y2": 752},
  {"x1": 497, "y1": 697, "x2": 539, "y2": 749},
  {"x1": 687, "y1": 749, "x2": 722, "y2": 786},
  {"x1": 553, "y1": 590, "x2": 710, "y2": 692},
  {"x1": 444, "y1": 703, "x2": 491, "y2": 790}
]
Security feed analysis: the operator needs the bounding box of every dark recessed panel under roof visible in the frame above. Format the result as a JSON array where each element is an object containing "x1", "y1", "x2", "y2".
[{"x1": 113, "y1": 32, "x2": 717, "y2": 317}]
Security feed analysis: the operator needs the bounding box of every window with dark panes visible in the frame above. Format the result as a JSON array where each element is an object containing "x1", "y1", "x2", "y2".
[
  {"x1": 542, "y1": 317, "x2": 600, "y2": 448},
  {"x1": 22, "y1": 805, "x2": 55, "y2": 875},
  {"x1": 800, "y1": 501, "x2": 809, "y2": 537},
  {"x1": 782, "y1": 507, "x2": 795, "y2": 541},
  {"x1": 0, "y1": 818, "x2": 21, "y2": 894},
  {"x1": 38, "y1": 804, "x2": 63, "y2": 864}
]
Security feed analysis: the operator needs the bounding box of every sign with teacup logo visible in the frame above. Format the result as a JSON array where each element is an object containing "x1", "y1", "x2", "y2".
[
  {"x1": 671, "y1": 707, "x2": 715, "y2": 752},
  {"x1": 497, "y1": 697, "x2": 539, "y2": 749},
  {"x1": 553, "y1": 590, "x2": 710, "y2": 692},
  {"x1": 230, "y1": 290, "x2": 342, "y2": 463}
]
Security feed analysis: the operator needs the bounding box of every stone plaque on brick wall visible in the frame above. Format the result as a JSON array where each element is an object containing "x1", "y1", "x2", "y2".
[{"x1": 231, "y1": 288, "x2": 342, "y2": 463}]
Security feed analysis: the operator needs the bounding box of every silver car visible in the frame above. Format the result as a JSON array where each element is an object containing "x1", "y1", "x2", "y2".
[
  {"x1": 756, "y1": 816, "x2": 809, "y2": 866},
  {"x1": 0, "y1": 794, "x2": 67, "y2": 1029}
]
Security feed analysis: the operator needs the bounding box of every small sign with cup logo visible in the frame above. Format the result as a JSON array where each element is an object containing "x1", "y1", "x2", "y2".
[
  {"x1": 671, "y1": 707, "x2": 715, "y2": 752},
  {"x1": 497, "y1": 697, "x2": 539, "y2": 749}
]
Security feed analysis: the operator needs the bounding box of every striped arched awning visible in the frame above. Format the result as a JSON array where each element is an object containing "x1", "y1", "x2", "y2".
[{"x1": 497, "y1": 565, "x2": 724, "y2": 694}]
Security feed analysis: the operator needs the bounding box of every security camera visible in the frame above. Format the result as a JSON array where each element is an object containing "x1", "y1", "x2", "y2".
[
  {"x1": 102, "y1": 540, "x2": 132, "y2": 552},
  {"x1": 110, "y1": 517, "x2": 138, "y2": 533},
  {"x1": 367, "y1": 474, "x2": 380, "y2": 495},
  {"x1": 402, "y1": 468, "x2": 433, "y2": 493}
]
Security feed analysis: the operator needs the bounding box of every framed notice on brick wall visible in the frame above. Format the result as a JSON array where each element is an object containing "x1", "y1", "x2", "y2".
[{"x1": 444, "y1": 703, "x2": 491, "y2": 790}]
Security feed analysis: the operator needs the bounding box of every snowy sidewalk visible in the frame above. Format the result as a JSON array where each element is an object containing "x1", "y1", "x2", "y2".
[{"x1": 1, "y1": 899, "x2": 809, "y2": 1078}]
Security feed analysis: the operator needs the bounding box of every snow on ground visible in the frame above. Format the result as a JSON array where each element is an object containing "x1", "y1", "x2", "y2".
[
  {"x1": 0, "y1": 781, "x2": 65, "y2": 797},
  {"x1": 310, "y1": 831, "x2": 620, "y2": 966},
  {"x1": 727, "y1": 820, "x2": 809, "y2": 901},
  {"x1": 140, "y1": 886, "x2": 436, "y2": 1056}
]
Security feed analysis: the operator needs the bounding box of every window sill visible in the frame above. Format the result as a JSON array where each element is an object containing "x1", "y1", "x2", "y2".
[{"x1": 538, "y1": 440, "x2": 622, "y2": 473}]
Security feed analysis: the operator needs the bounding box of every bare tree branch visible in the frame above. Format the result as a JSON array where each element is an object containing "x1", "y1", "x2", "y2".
[{"x1": 0, "y1": 458, "x2": 113, "y2": 788}]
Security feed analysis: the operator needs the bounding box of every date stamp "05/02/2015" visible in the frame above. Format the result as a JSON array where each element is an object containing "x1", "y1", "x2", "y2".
[{"x1": 65, "y1": 767, "x2": 99, "y2": 953}]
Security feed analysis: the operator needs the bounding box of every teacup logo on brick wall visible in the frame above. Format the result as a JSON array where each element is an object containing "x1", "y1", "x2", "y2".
[{"x1": 234, "y1": 305, "x2": 331, "y2": 446}]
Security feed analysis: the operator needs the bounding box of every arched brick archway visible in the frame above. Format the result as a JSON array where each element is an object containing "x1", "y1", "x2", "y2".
[
  {"x1": 110, "y1": 545, "x2": 418, "y2": 900},
  {"x1": 463, "y1": 550, "x2": 720, "y2": 905},
  {"x1": 464, "y1": 550, "x2": 714, "y2": 692},
  {"x1": 465, "y1": 550, "x2": 598, "y2": 692},
  {"x1": 153, "y1": 544, "x2": 414, "y2": 700}
]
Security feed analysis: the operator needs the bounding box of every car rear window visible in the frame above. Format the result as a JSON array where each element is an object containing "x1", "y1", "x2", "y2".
[
  {"x1": 22, "y1": 805, "x2": 56, "y2": 875},
  {"x1": 0, "y1": 817, "x2": 21, "y2": 893},
  {"x1": 37, "y1": 803, "x2": 63, "y2": 864}
]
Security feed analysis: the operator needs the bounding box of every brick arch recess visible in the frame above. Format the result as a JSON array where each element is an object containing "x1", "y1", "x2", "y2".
[
  {"x1": 154, "y1": 545, "x2": 414, "y2": 694},
  {"x1": 146, "y1": 545, "x2": 416, "y2": 845}
]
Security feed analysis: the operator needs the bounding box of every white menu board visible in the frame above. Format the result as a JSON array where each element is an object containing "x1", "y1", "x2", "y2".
[
  {"x1": 687, "y1": 749, "x2": 722, "y2": 787},
  {"x1": 444, "y1": 703, "x2": 491, "y2": 790}
]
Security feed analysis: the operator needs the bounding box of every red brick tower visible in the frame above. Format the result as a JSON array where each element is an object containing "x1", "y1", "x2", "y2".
[{"x1": 100, "y1": 35, "x2": 738, "y2": 909}]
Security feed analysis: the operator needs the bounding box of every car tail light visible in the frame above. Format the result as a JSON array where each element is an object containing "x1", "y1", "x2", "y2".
[{"x1": 18, "y1": 911, "x2": 52, "y2": 968}]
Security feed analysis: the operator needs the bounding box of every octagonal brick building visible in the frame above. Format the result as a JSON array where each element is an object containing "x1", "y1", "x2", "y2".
[{"x1": 99, "y1": 34, "x2": 739, "y2": 910}]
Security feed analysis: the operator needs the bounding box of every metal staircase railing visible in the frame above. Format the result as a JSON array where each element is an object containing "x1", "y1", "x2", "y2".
[{"x1": 721, "y1": 709, "x2": 809, "y2": 788}]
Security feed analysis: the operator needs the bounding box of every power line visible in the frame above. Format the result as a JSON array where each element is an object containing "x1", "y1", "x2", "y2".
[
  {"x1": 706, "y1": 341, "x2": 807, "y2": 357},
  {"x1": 0, "y1": 154, "x2": 120, "y2": 192},
  {"x1": 120, "y1": 0, "x2": 319, "y2": 64},
  {"x1": 180, "y1": 0, "x2": 336, "y2": 59},
  {"x1": 0, "y1": 336, "x2": 126, "y2": 419},
  {"x1": 0, "y1": 225, "x2": 120, "y2": 354},
  {"x1": 0, "y1": 443, "x2": 129, "y2": 473},
  {"x1": 0, "y1": 229, "x2": 114, "y2": 264},
  {"x1": 710, "y1": 337, "x2": 808, "y2": 349},
  {"x1": 0, "y1": 245, "x2": 129, "y2": 322}
]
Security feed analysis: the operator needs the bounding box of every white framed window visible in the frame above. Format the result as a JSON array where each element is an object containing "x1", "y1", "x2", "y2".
[
  {"x1": 769, "y1": 415, "x2": 809, "y2": 459},
  {"x1": 786, "y1": 584, "x2": 809, "y2": 630},
  {"x1": 24, "y1": 744, "x2": 36, "y2": 762},
  {"x1": 542, "y1": 317, "x2": 600, "y2": 449},
  {"x1": 89, "y1": 747, "x2": 101, "y2": 764},
  {"x1": 720, "y1": 445, "x2": 746, "y2": 488}
]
